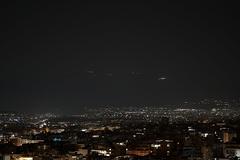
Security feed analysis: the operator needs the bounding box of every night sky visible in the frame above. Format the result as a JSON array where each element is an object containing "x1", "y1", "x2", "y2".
[{"x1": 1, "y1": 1, "x2": 240, "y2": 113}]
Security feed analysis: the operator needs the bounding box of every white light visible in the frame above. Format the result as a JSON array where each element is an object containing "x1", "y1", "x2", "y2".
[
  {"x1": 151, "y1": 144, "x2": 161, "y2": 148},
  {"x1": 158, "y1": 77, "x2": 166, "y2": 80},
  {"x1": 81, "y1": 129, "x2": 87, "y2": 132}
]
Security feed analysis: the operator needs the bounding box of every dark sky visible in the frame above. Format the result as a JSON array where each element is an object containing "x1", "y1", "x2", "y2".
[{"x1": 1, "y1": 1, "x2": 240, "y2": 113}]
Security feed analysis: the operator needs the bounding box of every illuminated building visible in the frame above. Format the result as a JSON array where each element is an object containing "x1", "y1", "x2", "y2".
[
  {"x1": 223, "y1": 143, "x2": 240, "y2": 158},
  {"x1": 223, "y1": 131, "x2": 237, "y2": 143}
]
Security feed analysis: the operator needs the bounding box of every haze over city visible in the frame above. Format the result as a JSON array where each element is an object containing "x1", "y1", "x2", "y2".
[{"x1": 1, "y1": 1, "x2": 240, "y2": 113}]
